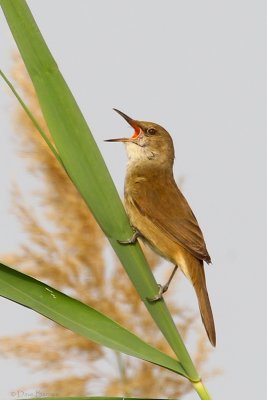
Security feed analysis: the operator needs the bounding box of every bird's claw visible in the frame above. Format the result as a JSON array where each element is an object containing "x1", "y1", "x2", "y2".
[
  {"x1": 118, "y1": 230, "x2": 140, "y2": 245},
  {"x1": 147, "y1": 283, "x2": 169, "y2": 302},
  {"x1": 148, "y1": 264, "x2": 178, "y2": 301}
]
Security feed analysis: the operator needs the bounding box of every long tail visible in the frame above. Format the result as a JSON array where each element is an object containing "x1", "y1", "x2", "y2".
[{"x1": 193, "y1": 263, "x2": 216, "y2": 347}]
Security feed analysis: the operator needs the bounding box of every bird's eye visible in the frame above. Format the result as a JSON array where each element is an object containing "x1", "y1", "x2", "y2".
[{"x1": 147, "y1": 127, "x2": 156, "y2": 135}]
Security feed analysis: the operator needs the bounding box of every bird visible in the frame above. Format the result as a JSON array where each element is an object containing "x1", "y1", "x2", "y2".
[{"x1": 105, "y1": 109, "x2": 216, "y2": 347}]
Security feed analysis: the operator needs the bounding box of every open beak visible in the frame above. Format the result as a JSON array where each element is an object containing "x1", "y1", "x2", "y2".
[
  {"x1": 105, "y1": 137, "x2": 131, "y2": 143},
  {"x1": 105, "y1": 109, "x2": 141, "y2": 143}
]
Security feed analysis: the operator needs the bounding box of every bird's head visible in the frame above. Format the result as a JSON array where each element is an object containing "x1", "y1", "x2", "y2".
[{"x1": 105, "y1": 109, "x2": 175, "y2": 168}]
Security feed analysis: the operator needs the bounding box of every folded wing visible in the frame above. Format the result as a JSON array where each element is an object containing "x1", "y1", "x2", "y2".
[{"x1": 131, "y1": 175, "x2": 211, "y2": 263}]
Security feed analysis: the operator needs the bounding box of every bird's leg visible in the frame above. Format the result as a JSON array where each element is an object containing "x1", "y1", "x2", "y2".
[
  {"x1": 148, "y1": 265, "x2": 178, "y2": 302},
  {"x1": 118, "y1": 228, "x2": 141, "y2": 245}
]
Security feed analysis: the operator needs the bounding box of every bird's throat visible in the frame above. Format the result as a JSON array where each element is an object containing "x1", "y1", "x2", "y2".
[{"x1": 125, "y1": 141, "x2": 156, "y2": 166}]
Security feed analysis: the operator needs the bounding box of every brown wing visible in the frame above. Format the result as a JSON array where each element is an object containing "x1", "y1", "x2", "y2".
[{"x1": 131, "y1": 175, "x2": 211, "y2": 263}]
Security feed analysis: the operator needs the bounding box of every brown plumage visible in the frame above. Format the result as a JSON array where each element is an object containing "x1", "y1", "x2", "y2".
[{"x1": 106, "y1": 109, "x2": 216, "y2": 346}]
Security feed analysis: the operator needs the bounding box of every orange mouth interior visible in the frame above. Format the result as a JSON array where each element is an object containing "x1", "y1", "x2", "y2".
[{"x1": 131, "y1": 127, "x2": 141, "y2": 139}]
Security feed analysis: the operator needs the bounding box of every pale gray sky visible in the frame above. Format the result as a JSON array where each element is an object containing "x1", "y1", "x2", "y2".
[{"x1": 0, "y1": 1, "x2": 266, "y2": 399}]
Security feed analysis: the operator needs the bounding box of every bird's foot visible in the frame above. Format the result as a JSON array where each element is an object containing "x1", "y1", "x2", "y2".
[
  {"x1": 118, "y1": 229, "x2": 140, "y2": 245},
  {"x1": 147, "y1": 283, "x2": 169, "y2": 302},
  {"x1": 147, "y1": 265, "x2": 178, "y2": 302}
]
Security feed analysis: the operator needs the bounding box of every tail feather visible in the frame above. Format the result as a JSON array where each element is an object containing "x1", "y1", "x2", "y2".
[
  {"x1": 196, "y1": 284, "x2": 216, "y2": 347},
  {"x1": 175, "y1": 249, "x2": 216, "y2": 346}
]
